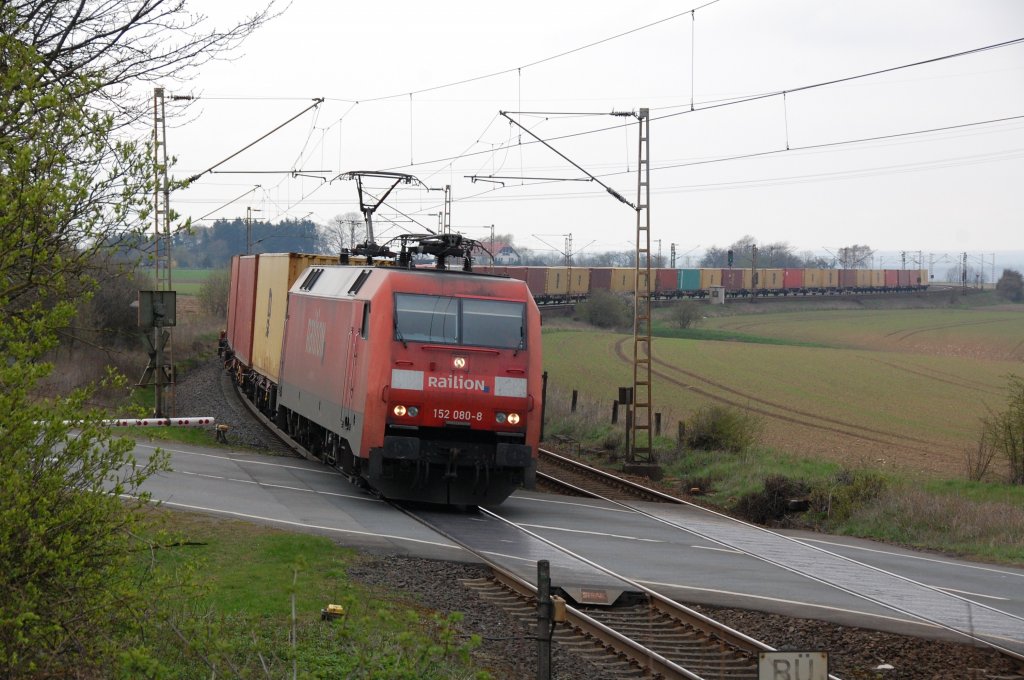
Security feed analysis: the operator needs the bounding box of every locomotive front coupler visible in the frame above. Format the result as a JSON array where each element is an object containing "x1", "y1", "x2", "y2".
[{"x1": 444, "y1": 449, "x2": 462, "y2": 480}]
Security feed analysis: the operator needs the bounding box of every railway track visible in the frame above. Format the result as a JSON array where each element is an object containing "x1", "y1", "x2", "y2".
[
  {"x1": 221, "y1": 369, "x2": 1024, "y2": 678},
  {"x1": 401, "y1": 504, "x2": 788, "y2": 680},
  {"x1": 537, "y1": 286, "x2": 961, "y2": 318},
  {"x1": 226, "y1": 383, "x2": 783, "y2": 677},
  {"x1": 460, "y1": 571, "x2": 764, "y2": 680},
  {"x1": 529, "y1": 449, "x2": 1024, "y2": 677},
  {"x1": 225, "y1": 384, "x2": 784, "y2": 678},
  {"x1": 537, "y1": 448, "x2": 685, "y2": 503},
  {"x1": 218, "y1": 366, "x2": 308, "y2": 458}
]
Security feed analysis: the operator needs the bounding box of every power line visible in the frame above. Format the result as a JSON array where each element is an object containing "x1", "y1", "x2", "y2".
[
  {"x1": 184, "y1": 98, "x2": 324, "y2": 185},
  {"x1": 456, "y1": 143, "x2": 1024, "y2": 202},
  {"x1": 183, "y1": 115, "x2": 1023, "y2": 213},
  {"x1": 195, "y1": 185, "x2": 261, "y2": 222},
  {"x1": 183, "y1": 36, "x2": 1024, "y2": 223},
  {"x1": 387, "y1": 36, "x2": 1024, "y2": 175},
  {"x1": 350, "y1": 2, "x2": 722, "y2": 104},
  {"x1": 611, "y1": 113, "x2": 1024, "y2": 178}
]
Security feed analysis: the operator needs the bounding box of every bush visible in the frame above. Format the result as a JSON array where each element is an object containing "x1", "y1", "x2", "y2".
[
  {"x1": 669, "y1": 300, "x2": 703, "y2": 329},
  {"x1": 198, "y1": 269, "x2": 231, "y2": 318},
  {"x1": 733, "y1": 475, "x2": 810, "y2": 525},
  {"x1": 682, "y1": 405, "x2": 761, "y2": 452},
  {"x1": 70, "y1": 258, "x2": 154, "y2": 350},
  {"x1": 808, "y1": 468, "x2": 889, "y2": 524},
  {"x1": 977, "y1": 375, "x2": 1024, "y2": 484},
  {"x1": 995, "y1": 269, "x2": 1023, "y2": 303},
  {"x1": 575, "y1": 289, "x2": 632, "y2": 329}
]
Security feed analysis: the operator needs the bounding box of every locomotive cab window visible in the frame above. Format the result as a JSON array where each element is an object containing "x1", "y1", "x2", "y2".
[
  {"x1": 462, "y1": 299, "x2": 525, "y2": 349},
  {"x1": 394, "y1": 294, "x2": 458, "y2": 344},
  {"x1": 394, "y1": 294, "x2": 525, "y2": 349}
]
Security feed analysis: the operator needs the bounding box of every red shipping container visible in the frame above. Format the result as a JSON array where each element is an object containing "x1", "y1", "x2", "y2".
[
  {"x1": 838, "y1": 269, "x2": 858, "y2": 289},
  {"x1": 783, "y1": 268, "x2": 804, "y2": 290},
  {"x1": 898, "y1": 270, "x2": 913, "y2": 288},
  {"x1": 589, "y1": 268, "x2": 613, "y2": 293},
  {"x1": 226, "y1": 254, "x2": 258, "y2": 366},
  {"x1": 226, "y1": 255, "x2": 241, "y2": 339},
  {"x1": 475, "y1": 265, "x2": 509, "y2": 277},
  {"x1": 884, "y1": 269, "x2": 899, "y2": 287},
  {"x1": 504, "y1": 266, "x2": 528, "y2": 282},
  {"x1": 655, "y1": 268, "x2": 678, "y2": 294},
  {"x1": 524, "y1": 267, "x2": 547, "y2": 298},
  {"x1": 720, "y1": 269, "x2": 745, "y2": 292}
]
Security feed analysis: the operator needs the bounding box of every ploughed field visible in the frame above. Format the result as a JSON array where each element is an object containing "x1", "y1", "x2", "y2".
[{"x1": 543, "y1": 304, "x2": 1024, "y2": 478}]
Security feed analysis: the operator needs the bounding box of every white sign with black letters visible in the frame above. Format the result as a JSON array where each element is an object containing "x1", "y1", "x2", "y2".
[{"x1": 758, "y1": 651, "x2": 828, "y2": 680}]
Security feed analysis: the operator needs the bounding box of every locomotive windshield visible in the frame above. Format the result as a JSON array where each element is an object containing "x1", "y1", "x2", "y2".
[{"x1": 394, "y1": 294, "x2": 525, "y2": 349}]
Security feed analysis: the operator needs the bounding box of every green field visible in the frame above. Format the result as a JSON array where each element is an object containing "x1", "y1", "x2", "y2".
[
  {"x1": 696, "y1": 307, "x2": 1024, "y2": 360},
  {"x1": 543, "y1": 303, "x2": 1024, "y2": 479},
  {"x1": 172, "y1": 267, "x2": 223, "y2": 295}
]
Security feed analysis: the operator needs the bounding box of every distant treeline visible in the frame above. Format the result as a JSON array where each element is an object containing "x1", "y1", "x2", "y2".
[
  {"x1": 171, "y1": 218, "x2": 324, "y2": 268},
  {"x1": 142, "y1": 222, "x2": 876, "y2": 272}
]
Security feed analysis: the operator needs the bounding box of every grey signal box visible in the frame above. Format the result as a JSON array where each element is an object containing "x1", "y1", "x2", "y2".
[{"x1": 138, "y1": 290, "x2": 177, "y2": 327}]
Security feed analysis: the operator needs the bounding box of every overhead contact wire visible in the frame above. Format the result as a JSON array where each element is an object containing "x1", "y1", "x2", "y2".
[
  {"x1": 387, "y1": 37, "x2": 1024, "y2": 177},
  {"x1": 349, "y1": 2, "x2": 720, "y2": 104}
]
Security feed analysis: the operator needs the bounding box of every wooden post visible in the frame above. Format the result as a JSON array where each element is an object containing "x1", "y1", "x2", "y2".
[
  {"x1": 571, "y1": 389, "x2": 578, "y2": 413},
  {"x1": 536, "y1": 560, "x2": 552, "y2": 680},
  {"x1": 655, "y1": 412, "x2": 661, "y2": 437},
  {"x1": 611, "y1": 400, "x2": 619, "y2": 424}
]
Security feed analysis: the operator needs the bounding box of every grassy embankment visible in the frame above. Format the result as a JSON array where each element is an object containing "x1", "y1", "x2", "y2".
[
  {"x1": 542, "y1": 296, "x2": 1024, "y2": 564},
  {"x1": 129, "y1": 509, "x2": 488, "y2": 678}
]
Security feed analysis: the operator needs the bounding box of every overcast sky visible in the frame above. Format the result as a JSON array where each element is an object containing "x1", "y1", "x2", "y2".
[{"x1": 164, "y1": 0, "x2": 1024, "y2": 268}]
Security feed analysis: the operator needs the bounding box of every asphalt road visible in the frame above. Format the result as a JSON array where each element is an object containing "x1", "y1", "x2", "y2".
[{"x1": 135, "y1": 440, "x2": 1024, "y2": 651}]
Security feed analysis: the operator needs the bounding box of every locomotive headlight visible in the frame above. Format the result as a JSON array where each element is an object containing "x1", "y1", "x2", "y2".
[
  {"x1": 407, "y1": 406, "x2": 419, "y2": 417},
  {"x1": 506, "y1": 412, "x2": 521, "y2": 425},
  {"x1": 495, "y1": 412, "x2": 506, "y2": 423},
  {"x1": 393, "y1": 405, "x2": 407, "y2": 417},
  {"x1": 452, "y1": 356, "x2": 467, "y2": 369}
]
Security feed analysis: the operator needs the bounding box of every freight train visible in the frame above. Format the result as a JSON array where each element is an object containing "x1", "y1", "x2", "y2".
[
  {"x1": 474, "y1": 265, "x2": 931, "y2": 304},
  {"x1": 221, "y1": 236, "x2": 543, "y2": 506}
]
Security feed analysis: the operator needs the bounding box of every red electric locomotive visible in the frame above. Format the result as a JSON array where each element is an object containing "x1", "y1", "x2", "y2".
[{"x1": 224, "y1": 233, "x2": 543, "y2": 506}]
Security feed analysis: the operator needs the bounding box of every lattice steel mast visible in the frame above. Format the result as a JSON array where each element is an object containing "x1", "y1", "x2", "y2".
[
  {"x1": 151, "y1": 87, "x2": 174, "y2": 416},
  {"x1": 630, "y1": 108, "x2": 653, "y2": 464},
  {"x1": 153, "y1": 88, "x2": 172, "y2": 294},
  {"x1": 498, "y1": 109, "x2": 655, "y2": 465}
]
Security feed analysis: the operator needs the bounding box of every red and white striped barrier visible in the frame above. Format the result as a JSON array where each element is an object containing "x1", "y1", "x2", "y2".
[{"x1": 104, "y1": 417, "x2": 216, "y2": 427}]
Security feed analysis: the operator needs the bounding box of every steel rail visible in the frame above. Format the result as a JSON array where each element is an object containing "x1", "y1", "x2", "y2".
[
  {"x1": 533, "y1": 452, "x2": 1024, "y2": 665},
  {"x1": 539, "y1": 448, "x2": 686, "y2": 503},
  {"x1": 396, "y1": 501, "x2": 767, "y2": 680},
  {"x1": 474, "y1": 507, "x2": 785, "y2": 662}
]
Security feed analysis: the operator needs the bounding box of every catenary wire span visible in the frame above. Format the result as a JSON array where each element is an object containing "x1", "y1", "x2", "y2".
[
  {"x1": 389, "y1": 36, "x2": 1024, "y2": 177},
  {"x1": 185, "y1": 29, "x2": 1023, "y2": 224}
]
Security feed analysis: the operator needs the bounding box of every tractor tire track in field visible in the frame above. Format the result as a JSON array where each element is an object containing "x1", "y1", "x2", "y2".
[
  {"x1": 883, "y1": 317, "x2": 1014, "y2": 342},
  {"x1": 612, "y1": 338, "x2": 940, "y2": 454},
  {"x1": 719, "y1": 313, "x2": 869, "y2": 334},
  {"x1": 1011, "y1": 337, "x2": 1024, "y2": 360},
  {"x1": 860, "y1": 356, "x2": 1003, "y2": 396}
]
